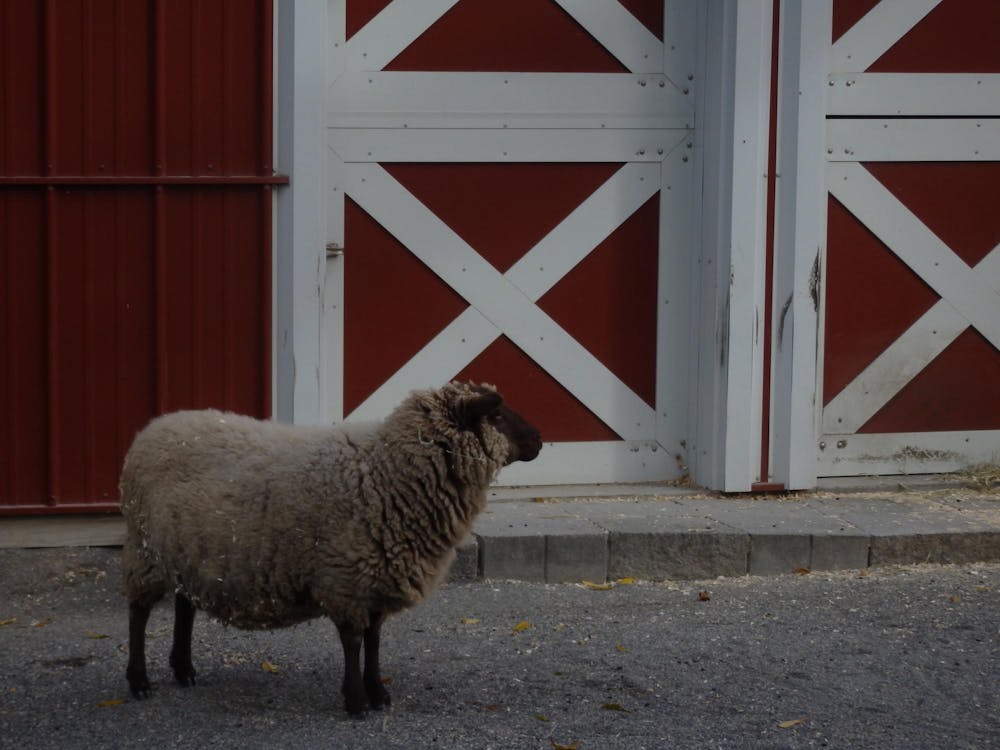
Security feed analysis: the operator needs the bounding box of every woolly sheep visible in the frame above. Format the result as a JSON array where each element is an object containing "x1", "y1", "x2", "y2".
[{"x1": 120, "y1": 382, "x2": 541, "y2": 715}]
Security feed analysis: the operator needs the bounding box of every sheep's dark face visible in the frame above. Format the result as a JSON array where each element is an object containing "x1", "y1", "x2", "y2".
[
  {"x1": 458, "y1": 386, "x2": 542, "y2": 465},
  {"x1": 486, "y1": 402, "x2": 542, "y2": 464}
]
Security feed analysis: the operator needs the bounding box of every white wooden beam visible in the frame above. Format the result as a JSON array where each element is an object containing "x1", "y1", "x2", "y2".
[
  {"x1": 828, "y1": 74, "x2": 1000, "y2": 116},
  {"x1": 329, "y1": 72, "x2": 693, "y2": 130},
  {"x1": 818, "y1": 430, "x2": 1000, "y2": 476},
  {"x1": 554, "y1": 0, "x2": 663, "y2": 74},
  {"x1": 827, "y1": 119, "x2": 1000, "y2": 161},
  {"x1": 829, "y1": 0, "x2": 941, "y2": 73},
  {"x1": 275, "y1": 0, "x2": 327, "y2": 425},
  {"x1": 344, "y1": 0, "x2": 458, "y2": 72},
  {"x1": 769, "y1": 0, "x2": 830, "y2": 489},
  {"x1": 328, "y1": 128, "x2": 690, "y2": 163}
]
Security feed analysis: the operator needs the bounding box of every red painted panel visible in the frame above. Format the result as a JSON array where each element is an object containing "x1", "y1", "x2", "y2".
[
  {"x1": 455, "y1": 336, "x2": 620, "y2": 442},
  {"x1": 1, "y1": 2, "x2": 275, "y2": 512},
  {"x1": 384, "y1": 163, "x2": 621, "y2": 273},
  {"x1": 346, "y1": 0, "x2": 392, "y2": 40},
  {"x1": 823, "y1": 195, "x2": 939, "y2": 404},
  {"x1": 158, "y1": 187, "x2": 270, "y2": 415},
  {"x1": 0, "y1": 1, "x2": 45, "y2": 175},
  {"x1": 0, "y1": 190, "x2": 48, "y2": 508},
  {"x1": 832, "y1": 0, "x2": 881, "y2": 44},
  {"x1": 865, "y1": 163, "x2": 1000, "y2": 268},
  {"x1": 163, "y1": 0, "x2": 267, "y2": 176},
  {"x1": 343, "y1": 198, "x2": 468, "y2": 416},
  {"x1": 385, "y1": 0, "x2": 627, "y2": 73},
  {"x1": 861, "y1": 328, "x2": 1000, "y2": 432},
  {"x1": 619, "y1": 0, "x2": 663, "y2": 41},
  {"x1": 538, "y1": 194, "x2": 659, "y2": 408},
  {"x1": 868, "y1": 0, "x2": 1000, "y2": 73}
]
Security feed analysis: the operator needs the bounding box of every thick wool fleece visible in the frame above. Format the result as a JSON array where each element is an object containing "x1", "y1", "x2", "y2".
[{"x1": 120, "y1": 383, "x2": 509, "y2": 633}]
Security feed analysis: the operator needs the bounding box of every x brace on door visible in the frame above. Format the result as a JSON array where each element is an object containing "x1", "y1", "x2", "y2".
[
  {"x1": 825, "y1": 163, "x2": 1000, "y2": 434},
  {"x1": 343, "y1": 162, "x2": 658, "y2": 440}
]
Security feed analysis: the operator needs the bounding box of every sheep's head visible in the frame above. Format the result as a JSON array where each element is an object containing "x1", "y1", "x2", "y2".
[{"x1": 455, "y1": 383, "x2": 542, "y2": 465}]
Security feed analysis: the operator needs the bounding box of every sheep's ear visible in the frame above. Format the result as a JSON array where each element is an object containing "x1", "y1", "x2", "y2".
[{"x1": 458, "y1": 391, "x2": 502, "y2": 428}]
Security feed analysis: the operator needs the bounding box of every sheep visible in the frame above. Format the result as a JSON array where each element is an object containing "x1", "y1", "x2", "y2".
[{"x1": 119, "y1": 381, "x2": 542, "y2": 715}]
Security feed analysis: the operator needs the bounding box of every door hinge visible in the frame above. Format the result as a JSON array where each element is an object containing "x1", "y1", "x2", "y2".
[{"x1": 326, "y1": 243, "x2": 344, "y2": 258}]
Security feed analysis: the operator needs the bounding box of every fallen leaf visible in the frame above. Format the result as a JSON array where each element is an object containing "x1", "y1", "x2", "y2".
[
  {"x1": 857, "y1": 569, "x2": 870, "y2": 578},
  {"x1": 380, "y1": 676, "x2": 393, "y2": 685},
  {"x1": 581, "y1": 580, "x2": 613, "y2": 591},
  {"x1": 512, "y1": 620, "x2": 531, "y2": 633},
  {"x1": 777, "y1": 718, "x2": 805, "y2": 729},
  {"x1": 485, "y1": 704, "x2": 498, "y2": 712},
  {"x1": 86, "y1": 631, "x2": 110, "y2": 640},
  {"x1": 697, "y1": 591, "x2": 711, "y2": 602},
  {"x1": 534, "y1": 713, "x2": 550, "y2": 722},
  {"x1": 460, "y1": 618, "x2": 480, "y2": 625},
  {"x1": 32, "y1": 618, "x2": 52, "y2": 628},
  {"x1": 97, "y1": 698, "x2": 127, "y2": 708},
  {"x1": 794, "y1": 567, "x2": 811, "y2": 576},
  {"x1": 550, "y1": 740, "x2": 579, "y2": 750},
  {"x1": 0, "y1": 618, "x2": 15, "y2": 626},
  {"x1": 949, "y1": 595, "x2": 961, "y2": 604},
  {"x1": 602, "y1": 702, "x2": 627, "y2": 712},
  {"x1": 260, "y1": 661, "x2": 280, "y2": 673},
  {"x1": 552, "y1": 623, "x2": 567, "y2": 632},
  {"x1": 615, "y1": 644, "x2": 629, "y2": 653},
  {"x1": 615, "y1": 577, "x2": 636, "y2": 585},
  {"x1": 976, "y1": 586, "x2": 991, "y2": 592}
]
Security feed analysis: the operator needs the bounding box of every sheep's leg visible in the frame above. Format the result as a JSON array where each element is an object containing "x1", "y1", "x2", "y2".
[
  {"x1": 337, "y1": 622, "x2": 368, "y2": 716},
  {"x1": 169, "y1": 593, "x2": 198, "y2": 687},
  {"x1": 363, "y1": 612, "x2": 390, "y2": 709},
  {"x1": 126, "y1": 601, "x2": 153, "y2": 698}
]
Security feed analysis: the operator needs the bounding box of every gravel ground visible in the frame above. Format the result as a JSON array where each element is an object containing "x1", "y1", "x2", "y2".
[{"x1": 1, "y1": 547, "x2": 998, "y2": 749}]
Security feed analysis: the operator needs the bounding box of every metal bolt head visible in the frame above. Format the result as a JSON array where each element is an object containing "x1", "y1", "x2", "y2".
[{"x1": 836, "y1": 439, "x2": 847, "y2": 449}]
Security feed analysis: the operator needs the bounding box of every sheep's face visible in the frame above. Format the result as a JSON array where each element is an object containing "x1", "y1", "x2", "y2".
[{"x1": 456, "y1": 384, "x2": 542, "y2": 465}]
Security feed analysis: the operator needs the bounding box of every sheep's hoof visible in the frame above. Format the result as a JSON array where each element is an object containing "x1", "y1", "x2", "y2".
[
  {"x1": 170, "y1": 653, "x2": 197, "y2": 687},
  {"x1": 367, "y1": 684, "x2": 391, "y2": 710},
  {"x1": 127, "y1": 672, "x2": 152, "y2": 699},
  {"x1": 344, "y1": 699, "x2": 369, "y2": 718}
]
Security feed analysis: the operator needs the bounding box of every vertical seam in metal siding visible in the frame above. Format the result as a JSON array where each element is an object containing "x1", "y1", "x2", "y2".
[
  {"x1": 260, "y1": 0, "x2": 272, "y2": 175},
  {"x1": 192, "y1": 4, "x2": 200, "y2": 175},
  {"x1": 45, "y1": 186, "x2": 59, "y2": 504},
  {"x1": 43, "y1": 0, "x2": 55, "y2": 174},
  {"x1": 82, "y1": 0, "x2": 92, "y2": 173},
  {"x1": 154, "y1": 185, "x2": 166, "y2": 412},
  {"x1": 154, "y1": 0, "x2": 165, "y2": 175}
]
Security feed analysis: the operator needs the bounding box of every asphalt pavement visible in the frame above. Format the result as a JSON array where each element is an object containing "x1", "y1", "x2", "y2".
[{"x1": 1, "y1": 546, "x2": 998, "y2": 749}]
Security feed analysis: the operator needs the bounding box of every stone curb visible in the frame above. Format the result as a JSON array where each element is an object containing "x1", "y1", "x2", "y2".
[{"x1": 451, "y1": 492, "x2": 1000, "y2": 582}]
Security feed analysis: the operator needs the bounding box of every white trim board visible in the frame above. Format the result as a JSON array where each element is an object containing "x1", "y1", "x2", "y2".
[
  {"x1": 827, "y1": 119, "x2": 1000, "y2": 162},
  {"x1": 499, "y1": 441, "x2": 678, "y2": 486},
  {"x1": 818, "y1": 431, "x2": 1000, "y2": 476},
  {"x1": 828, "y1": 74, "x2": 1000, "y2": 117}
]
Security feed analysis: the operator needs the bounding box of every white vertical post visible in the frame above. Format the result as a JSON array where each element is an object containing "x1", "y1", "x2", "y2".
[
  {"x1": 769, "y1": 0, "x2": 830, "y2": 489},
  {"x1": 691, "y1": 0, "x2": 773, "y2": 491},
  {"x1": 274, "y1": 0, "x2": 328, "y2": 425}
]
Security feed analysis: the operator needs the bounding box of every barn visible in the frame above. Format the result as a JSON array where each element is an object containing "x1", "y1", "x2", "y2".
[{"x1": 1, "y1": 0, "x2": 998, "y2": 520}]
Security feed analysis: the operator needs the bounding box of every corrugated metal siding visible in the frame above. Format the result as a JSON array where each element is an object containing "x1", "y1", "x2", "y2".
[{"x1": 0, "y1": 0, "x2": 281, "y2": 513}]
